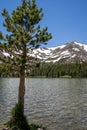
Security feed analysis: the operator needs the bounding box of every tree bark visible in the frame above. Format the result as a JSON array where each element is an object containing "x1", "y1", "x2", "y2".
[
  {"x1": 18, "y1": 42, "x2": 26, "y2": 113},
  {"x1": 18, "y1": 65, "x2": 25, "y2": 113}
]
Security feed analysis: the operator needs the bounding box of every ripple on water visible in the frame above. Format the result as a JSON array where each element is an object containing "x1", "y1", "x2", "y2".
[{"x1": 1, "y1": 78, "x2": 87, "y2": 130}]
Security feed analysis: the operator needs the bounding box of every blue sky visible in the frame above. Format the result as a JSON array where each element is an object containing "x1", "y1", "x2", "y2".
[{"x1": 0, "y1": 0, "x2": 87, "y2": 47}]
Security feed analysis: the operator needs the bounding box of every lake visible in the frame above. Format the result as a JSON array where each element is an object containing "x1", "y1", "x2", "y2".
[{"x1": 0, "y1": 78, "x2": 87, "y2": 130}]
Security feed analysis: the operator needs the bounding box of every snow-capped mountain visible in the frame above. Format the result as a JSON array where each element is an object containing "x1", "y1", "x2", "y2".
[
  {"x1": 29, "y1": 41, "x2": 87, "y2": 63},
  {"x1": 1, "y1": 41, "x2": 87, "y2": 63}
]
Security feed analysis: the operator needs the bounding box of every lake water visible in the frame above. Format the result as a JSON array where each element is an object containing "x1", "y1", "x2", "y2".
[{"x1": 0, "y1": 78, "x2": 87, "y2": 130}]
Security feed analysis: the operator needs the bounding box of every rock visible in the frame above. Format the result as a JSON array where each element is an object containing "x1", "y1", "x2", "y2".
[
  {"x1": 37, "y1": 129, "x2": 43, "y2": 130},
  {"x1": 2, "y1": 126, "x2": 9, "y2": 130},
  {"x1": 2, "y1": 128, "x2": 9, "y2": 130}
]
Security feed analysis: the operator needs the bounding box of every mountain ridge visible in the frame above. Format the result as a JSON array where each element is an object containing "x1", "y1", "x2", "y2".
[
  {"x1": 28, "y1": 41, "x2": 87, "y2": 63},
  {"x1": 1, "y1": 41, "x2": 87, "y2": 64}
]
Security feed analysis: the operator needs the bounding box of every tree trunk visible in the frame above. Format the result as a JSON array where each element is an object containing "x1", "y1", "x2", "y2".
[
  {"x1": 18, "y1": 42, "x2": 26, "y2": 113},
  {"x1": 18, "y1": 65, "x2": 25, "y2": 113}
]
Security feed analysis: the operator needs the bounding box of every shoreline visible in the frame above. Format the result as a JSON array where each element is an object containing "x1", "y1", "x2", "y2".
[{"x1": 0, "y1": 123, "x2": 46, "y2": 130}]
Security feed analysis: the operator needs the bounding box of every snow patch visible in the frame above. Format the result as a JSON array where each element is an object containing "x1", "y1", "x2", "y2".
[
  {"x1": 83, "y1": 45, "x2": 87, "y2": 52},
  {"x1": 61, "y1": 50, "x2": 70, "y2": 55},
  {"x1": 72, "y1": 48, "x2": 80, "y2": 51},
  {"x1": 74, "y1": 41, "x2": 87, "y2": 51},
  {"x1": 58, "y1": 45, "x2": 66, "y2": 49},
  {"x1": 3, "y1": 51, "x2": 10, "y2": 57},
  {"x1": 71, "y1": 54, "x2": 76, "y2": 58},
  {"x1": 74, "y1": 41, "x2": 83, "y2": 46}
]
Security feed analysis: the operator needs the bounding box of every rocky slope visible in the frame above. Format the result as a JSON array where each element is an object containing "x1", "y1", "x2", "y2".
[
  {"x1": 1, "y1": 41, "x2": 87, "y2": 63},
  {"x1": 29, "y1": 41, "x2": 87, "y2": 63}
]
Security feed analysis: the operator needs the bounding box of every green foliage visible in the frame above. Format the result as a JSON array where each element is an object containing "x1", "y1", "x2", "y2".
[
  {"x1": 1, "y1": 0, "x2": 52, "y2": 48},
  {"x1": 7, "y1": 103, "x2": 30, "y2": 130},
  {"x1": 1, "y1": 61, "x2": 87, "y2": 78},
  {"x1": 30, "y1": 124, "x2": 41, "y2": 130},
  {"x1": 0, "y1": 0, "x2": 52, "y2": 72},
  {"x1": 60, "y1": 75, "x2": 72, "y2": 78},
  {"x1": 6, "y1": 104, "x2": 43, "y2": 130},
  {"x1": 0, "y1": 31, "x2": 3, "y2": 39},
  {"x1": 0, "y1": 0, "x2": 51, "y2": 129},
  {"x1": 29, "y1": 62, "x2": 87, "y2": 78}
]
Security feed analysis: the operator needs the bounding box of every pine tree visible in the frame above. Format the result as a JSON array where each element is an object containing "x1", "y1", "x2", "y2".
[{"x1": 0, "y1": 0, "x2": 52, "y2": 113}]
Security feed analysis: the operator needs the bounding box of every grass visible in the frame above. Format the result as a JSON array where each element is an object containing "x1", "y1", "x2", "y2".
[
  {"x1": 60, "y1": 75, "x2": 72, "y2": 78},
  {"x1": 5, "y1": 103, "x2": 44, "y2": 130}
]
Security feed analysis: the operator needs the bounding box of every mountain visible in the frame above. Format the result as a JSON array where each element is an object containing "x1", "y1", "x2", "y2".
[
  {"x1": 1, "y1": 41, "x2": 87, "y2": 64},
  {"x1": 29, "y1": 41, "x2": 87, "y2": 63}
]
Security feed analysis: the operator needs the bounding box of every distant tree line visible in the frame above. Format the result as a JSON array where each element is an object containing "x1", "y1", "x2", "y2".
[
  {"x1": 29, "y1": 62, "x2": 87, "y2": 78},
  {"x1": 1, "y1": 61, "x2": 87, "y2": 78}
]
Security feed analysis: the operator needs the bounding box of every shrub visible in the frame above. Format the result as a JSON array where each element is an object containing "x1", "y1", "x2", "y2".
[{"x1": 7, "y1": 103, "x2": 30, "y2": 130}]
